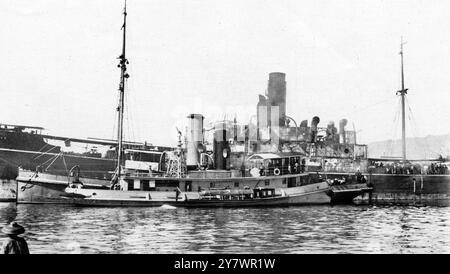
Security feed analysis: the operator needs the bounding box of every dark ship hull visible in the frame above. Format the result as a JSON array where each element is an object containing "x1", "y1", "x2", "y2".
[
  {"x1": 0, "y1": 148, "x2": 116, "y2": 202},
  {"x1": 0, "y1": 124, "x2": 170, "y2": 202},
  {"x1": 319, "y1": 172, "x2": 450, "y2": 206},
  {"x1": 0, "y1": 124, "x2": 117, "y2": 181},
  {"x1": 0, "y1": 148, "x2": 116, "y2": 179}
]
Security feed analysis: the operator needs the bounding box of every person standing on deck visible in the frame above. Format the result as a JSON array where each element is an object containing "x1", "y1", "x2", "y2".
[
  {"x1": 259, "y1": 163, "x2": 265, "y2": 176},
  {"x1": 355, "y1": 169, "x2": 362, "y2": 183},
  {"x1": 2, "y1": 222, "x2": 30, "y2": 254}
]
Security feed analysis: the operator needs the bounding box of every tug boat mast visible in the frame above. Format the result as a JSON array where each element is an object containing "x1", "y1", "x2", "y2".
[{"x1": 114, "y1": 1, "x2": 130, "y2": 184}]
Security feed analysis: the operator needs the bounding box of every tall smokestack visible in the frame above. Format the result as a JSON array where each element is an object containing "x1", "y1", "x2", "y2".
[
  {"x1": 300, "y1": 120, "x2": 308, "y2": 128},
  {"x1": 310, "y1": 116, "x2": 320, "y2": 143},
  {"x1": 256, "y1": 94, "x2": 268, "y2": 141},
  {"x1": 339, "y1": 119, "x2": 348, "y2": 144},
  {"x1": 267, "y1": 72, "x2": 286, "y2": 127},
  {"x1": 213, "y1": 122, "x2": 230, "y2": 170},
  {"x1": 186, "y1": 114, "x2": 204, "y2": 169}
]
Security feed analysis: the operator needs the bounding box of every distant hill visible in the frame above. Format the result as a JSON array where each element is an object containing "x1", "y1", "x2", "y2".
[{"x1": 367, "y1": 134, "x2": 450, "y2": 160}]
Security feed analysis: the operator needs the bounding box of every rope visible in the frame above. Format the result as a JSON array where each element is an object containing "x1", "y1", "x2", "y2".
[
  {"x1": 62, "y1": 154, "x2": 69, "y2": 175},
  {"x1": 344, "y1": 96, "x2": 396, "y2": 117},
  {"x1": 33, "y1": 133, "x2": 63, "y2": 157},
  {"x1": 33, "y1": 137, "x2": 71, "y2": 160},
  {"x1": 20, "y1": 171, "x2": 39, "y2": 192},
  {"x1": 37, "y1": 152, "x2": 60, "y2": 167},
  {"x1": 386, "y1": 97, "x2": 402, "y2": 156},
  {"x1": 34, "y1": 142, "x2": 50, "y2": 156},
  {"x1": 111, "y1": 91, "x2": 120, "y2": 140},
  {"x1": 406, "y1": 98, "x2": 428, "y2": 158},
  {"x1": 44, "y1": 152, "x2": 63, "y2": 172},
  {"x1": 33, "y1": 145, "x2": 60, "y2": 160},
  {"x1": 0, "y1": 155, "x2": 20, "y2": 166},
  {"x1": 36, "y1": 150, "x2": 64, "y2": 171},
  {"x1": 124, "y1": 80, "x2": 137, "y2": 144},
  {"x1": 125, "y1": 67, "x2": 138, "y2": 142},
  {"x1": 405, "y1": 97, "x2": 441, "y2": 158}
]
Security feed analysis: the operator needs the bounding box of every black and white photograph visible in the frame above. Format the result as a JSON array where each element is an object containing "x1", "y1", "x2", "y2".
[{"x1": 0, "y1": 0, "x2": 449, "y2": 259}]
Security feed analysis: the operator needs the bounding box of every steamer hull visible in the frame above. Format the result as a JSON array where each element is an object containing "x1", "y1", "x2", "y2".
[{"x1": 320, "y1": 172, "x2": 450, "y2": 206}]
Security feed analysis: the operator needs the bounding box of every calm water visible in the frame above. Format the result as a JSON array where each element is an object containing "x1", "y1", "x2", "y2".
[{"x1": 0, "y1": 203, "x2": 449, "y2": 253}]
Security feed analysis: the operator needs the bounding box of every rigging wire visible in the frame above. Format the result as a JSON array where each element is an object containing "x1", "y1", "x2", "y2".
[
  {"x1": 37, "y1": 151, "x2": 62, "y2": 170},
  {"x1": 339, "y1": 94, "x2": 398, "y2": 156},
  {"x1": 111, "y1": 88, "x2": 120, "y2": 141},
  {"x1": 34, "y1": 142, "x2": 51, "y2": 156},
  {"x1": 405, "y1": 97, "x2": 440, "y2": 158},
  {"x1": 343, "y1": 96, "x2": 396, "y2": 117},
  {"x1": 62, "y1": 154, "x2": 69, "y2": 174},
  {"x1": 121, "y1": 10, "x2": 140, "y2": 145},
  {"x1": 124, "y1": 80, "x2": 136, "y2": 143},
  {"x1": 126, "y1": 62, "x2": 139, "y2": 142},
  {"x1": 0, "y1": 155, "x2": 20, "y2": 167},
  {"x1": 386, "y1": 97, "x2": 402, "y2": 156},
  {"x1": 44, "y1": 152, "x2": 63, "y2": 172},
  {"x1": 405, "y1": 97, "x2": 427, "y2": 158},
  {"x1": 33, "y1": 139, "x2": 70, "y2": 160}
]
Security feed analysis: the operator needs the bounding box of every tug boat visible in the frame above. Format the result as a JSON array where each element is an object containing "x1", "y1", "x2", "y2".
[
  {"x1": 61, "y1": 144, "x2": 371, "y2": 207},
  {"x1": 62, "y1": 152, "x2": 334, "y2": 207}
]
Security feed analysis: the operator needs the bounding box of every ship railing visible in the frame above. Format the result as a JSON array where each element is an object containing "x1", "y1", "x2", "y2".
[
  {"x1": 124, "y1": 170, "x2": 165, "y2": 178},
  {"x1": 259, "y1": 166, "x2": 304, "y2": 176},
  {"x1": 199, "y1": 188, "x2": 254, "y2": 200}
]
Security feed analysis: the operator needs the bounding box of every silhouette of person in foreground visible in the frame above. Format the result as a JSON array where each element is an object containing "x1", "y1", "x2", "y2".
[{"x1": 2, "y1": 222, "x2": 30, "y2": 254}]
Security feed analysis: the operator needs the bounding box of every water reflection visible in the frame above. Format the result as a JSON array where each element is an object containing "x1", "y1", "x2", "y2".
[{"x1": 0, "y1": 203, "x2": 448, "y2": 254}]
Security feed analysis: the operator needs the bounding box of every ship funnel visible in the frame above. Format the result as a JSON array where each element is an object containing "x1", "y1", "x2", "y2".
[
  {"x1": 213, "y1": 121, "x2": 230, "y2": 170},
  {"x1": 339, "y1": 119, "x2": 348, "y2": 144},
  {"x1": 310, "y1": 116, "x2": 320, "y2": 143},
  {"x1": 267, "y1": 72, "x2": 287, "y2": 127},
  {"x1": 256, "y1": 94, "x2": 269, "y2": 141},
  {"x1": 326, "y1": 121, "x2": 338, "y2": 142},
  {"x1": 186, "y1": 114, "x2": 204, "y2": 169}
]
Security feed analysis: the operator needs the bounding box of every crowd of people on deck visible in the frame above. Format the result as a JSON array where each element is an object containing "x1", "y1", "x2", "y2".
[
  {"x1": 248, "y1": 157, "x2": 449, "y2": 177},
  {"x1": 323, "y1": 160, "x2": 365, "y2": 173},
  {"x1": 370, "y1": 161, "x2": 449, "y2": 175},
  {"x1": 425, "y1": 163, "x2": 449, "y2": 175}
]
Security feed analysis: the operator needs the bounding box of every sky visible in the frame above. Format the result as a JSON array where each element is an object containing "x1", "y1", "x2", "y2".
[{"x1": 1, "y1": 0, "x2": 450, "y2": 147}]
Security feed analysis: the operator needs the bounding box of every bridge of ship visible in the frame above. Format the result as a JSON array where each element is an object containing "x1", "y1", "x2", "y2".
[{"x1": 246, "y1": 153, "x2": 305, "y2": 176}]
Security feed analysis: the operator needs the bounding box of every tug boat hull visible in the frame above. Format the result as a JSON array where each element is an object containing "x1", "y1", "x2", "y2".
[{"x1": 63, "y1": 182, "x2": 332, "y2": 208}]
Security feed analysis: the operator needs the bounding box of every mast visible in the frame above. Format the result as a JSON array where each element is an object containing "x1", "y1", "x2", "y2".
[
  {"x1": 396, "y1": 38, "x2": 408, "y2": 162},
  {"x1": 115, "y1": 1, "x2": 130, "y2": 181}
]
